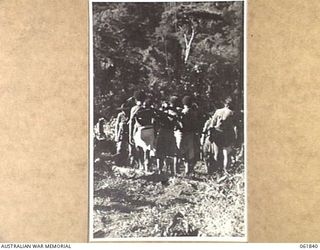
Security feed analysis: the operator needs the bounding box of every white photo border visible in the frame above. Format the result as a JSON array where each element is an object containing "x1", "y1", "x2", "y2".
[{"x1": 89, "y1": 0, "x2": 248, "y2": 242}]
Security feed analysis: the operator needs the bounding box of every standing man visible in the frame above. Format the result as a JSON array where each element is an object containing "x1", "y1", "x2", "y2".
[
  {"x1": 128, "y1": 90, "x2": 146, "y2": 169},
  {"x1": 178, "y1": 96, "x2": 199, "y2": 175},
  {"x1": 114, "y1": 103, "x2": 130, "y2": 166},
  {"x1": 155, "y1": 98, "x2": 180, "y2": 175},
  {"x1": 131, "y1": 98, "x2": 157, "y2": 172},
  {"x1": 204, "y1": 96, "x2": 238, "y2": 175}
]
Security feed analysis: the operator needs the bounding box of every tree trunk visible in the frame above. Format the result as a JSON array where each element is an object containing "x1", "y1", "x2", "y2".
[{"x1": 184, "y1": 27, "x2": 195, "y2": 63}]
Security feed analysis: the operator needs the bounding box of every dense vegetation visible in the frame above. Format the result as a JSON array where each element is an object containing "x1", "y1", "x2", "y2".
[{"x1": 93, "y1": 2, "x2": 244, "y2": 120}]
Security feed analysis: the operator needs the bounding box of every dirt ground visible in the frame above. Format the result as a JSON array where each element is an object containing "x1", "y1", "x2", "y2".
[{"x1": 92, "y1": 147, "x2": 245, "y2": 239}]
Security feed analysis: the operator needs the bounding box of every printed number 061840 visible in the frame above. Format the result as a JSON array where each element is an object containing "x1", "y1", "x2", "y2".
[{"x1": 300, "y1": 244, "x2": 318, "y2": 249}]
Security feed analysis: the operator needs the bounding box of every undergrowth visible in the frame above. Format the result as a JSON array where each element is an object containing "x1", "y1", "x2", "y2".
[{"x1": 93, "y1": 153, "x2": 245, "y2": 238}]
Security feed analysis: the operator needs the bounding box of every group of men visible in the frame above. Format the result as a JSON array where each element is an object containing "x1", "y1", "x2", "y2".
[{"x1": 112, "y1": 90, "x2": 239, "y2": 176}]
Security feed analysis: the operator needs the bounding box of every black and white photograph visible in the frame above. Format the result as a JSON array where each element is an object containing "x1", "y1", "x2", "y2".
[{"x1": 90, "y1": 0, "x2": 246, "y2": 241}]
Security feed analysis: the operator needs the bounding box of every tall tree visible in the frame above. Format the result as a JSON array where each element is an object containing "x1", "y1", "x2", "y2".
[{"x1": 93, "y1": 2, "x2": 244, "y2": 119}]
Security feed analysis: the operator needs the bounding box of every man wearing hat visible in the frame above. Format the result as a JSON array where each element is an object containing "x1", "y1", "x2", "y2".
[
  {"x1": 202, "y1": 96, "x2": 238, "y2": 175},
  {"x1": 114, "y1": 103, "x2": 131, "y2": 165}
]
